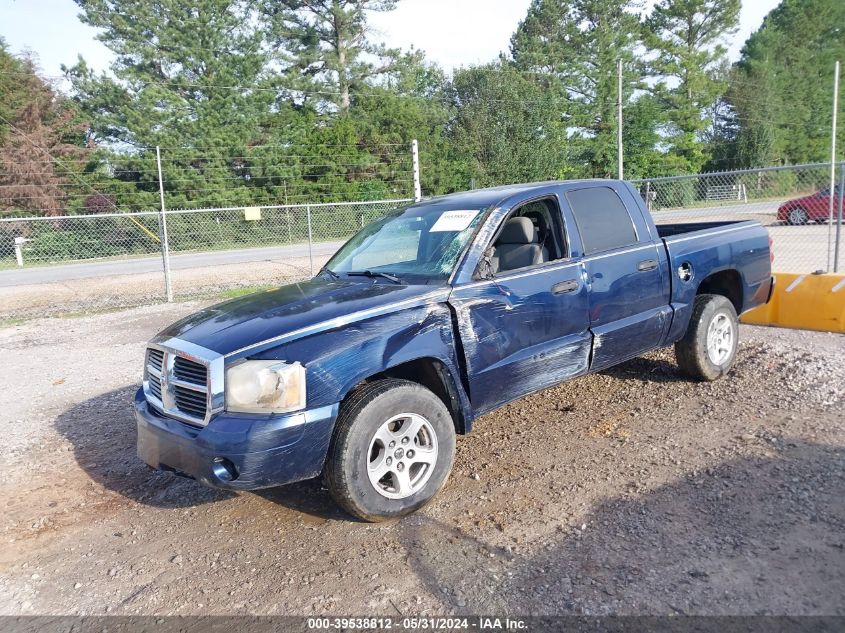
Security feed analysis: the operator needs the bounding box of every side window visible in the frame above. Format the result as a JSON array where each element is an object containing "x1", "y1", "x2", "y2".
[
  {"x1": 566, "y1": 187, "x2": 638, "y2": 255},
  {"x1": 487, "y1": 198, "x2": 567, "y2": 275}
]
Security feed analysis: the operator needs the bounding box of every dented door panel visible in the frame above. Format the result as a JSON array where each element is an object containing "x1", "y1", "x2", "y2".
[{"x1": 449, "y1": 260, "x2": 591, "y2": 414}]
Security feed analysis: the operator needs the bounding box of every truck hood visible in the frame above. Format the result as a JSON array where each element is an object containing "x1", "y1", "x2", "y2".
[{"x1": 157, "y1": 277, "x2": 448, "y2": 357}]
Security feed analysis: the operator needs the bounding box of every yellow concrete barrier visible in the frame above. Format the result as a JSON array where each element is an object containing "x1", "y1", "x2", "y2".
[{"x1": 741, "y1": 273, "x2": 845, "y2": 333}]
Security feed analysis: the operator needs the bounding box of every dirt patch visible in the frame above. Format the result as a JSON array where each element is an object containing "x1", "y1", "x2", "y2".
[{"x1": 0, "y1": 304, "x2": 842, "y2": 616}]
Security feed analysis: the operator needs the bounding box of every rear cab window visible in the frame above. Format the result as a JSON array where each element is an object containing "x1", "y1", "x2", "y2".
[{"x1": 565, "y1": 186, "x2": 638, "y2": 255}]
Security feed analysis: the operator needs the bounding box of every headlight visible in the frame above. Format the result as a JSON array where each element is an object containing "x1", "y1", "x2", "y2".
[{"x1": 225, "y1": 360, "x2": 306, "y2": 414}]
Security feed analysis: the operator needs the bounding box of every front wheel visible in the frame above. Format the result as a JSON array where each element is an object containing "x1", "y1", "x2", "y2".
[
  {"x1": 325, "y1": 379, "x2": 456, "y2": 522},
  {"x1": 675, "y1": 294, "x2": 739, "y2": 382}
]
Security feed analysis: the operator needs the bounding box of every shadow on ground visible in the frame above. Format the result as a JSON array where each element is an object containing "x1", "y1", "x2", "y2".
[
  {"x1": 602, "y1": 354, "x2": 688, "y2": 384},
  {"x1": 53, "y1": 385, "x2": 347, "y2": 519},
  {"x1": 54, "y1": 385, "x2": 234, "y2": 509},
  {"x1": 399, "y1": 439, "x2": 845, "y2": 616},
  {"x1": 256, "y1": 480, "x2": 351, "y2": 521}
]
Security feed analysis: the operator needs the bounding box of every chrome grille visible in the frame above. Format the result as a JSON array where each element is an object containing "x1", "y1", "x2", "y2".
[
  {"x1": 143, "y1": 344, "x2": 213, "y2": 426},
  {"x1": 173, "y1": 356, "x2": 207, "y2": 385},
  {"x1": 174, "y1": 387, "x2": 208, "y2": 418},
  {"x1": 146, "y1": 349, "x2": 164, "y2": 401},
  {"x1": 147, "y1": 348, "x2": 164, "y2": 372}
]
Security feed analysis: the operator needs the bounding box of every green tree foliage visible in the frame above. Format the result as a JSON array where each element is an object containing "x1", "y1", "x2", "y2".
[
  {"x1": 620, "y1": 93, "x2": 678, "y2": 178},
  {"x1": 3, "y1": 0, "x2": 844, "y2": 225},
  {"x1": 510, "y1": 0, "x2": 644, "y2": 177},
  {"x1": 646, "y1": 0, "x2": 740, "y2": 172},
  {"x1": 68, "y1": 1, "x2": 273, "y2": 148},
  {"x1": 262, "y1": 0, "x2": 399, "y2": 114},
  {"x1": 61, "y1": 0, "x2": 430, "y2": 207},
  {"x1": 65, "y1": 0, "x2": 284, "y2": 208},
  {"x1": 350, "y1": 50, "x2": 461, "y2": 194},
  {"x1": 723, "y1": 0, "x2": 845, "y2": 167},
  {"x1": 445, "y1": 62, "x2": 572, "y2": 187}
]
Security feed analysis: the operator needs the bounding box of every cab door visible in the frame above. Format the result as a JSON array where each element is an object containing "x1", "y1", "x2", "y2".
[
  {"x1": 564, "y1": 185, "x2": 671, "y2": 370},
  {"x1": 449, "y1": 197, "x2": 591, "y2": 415}
]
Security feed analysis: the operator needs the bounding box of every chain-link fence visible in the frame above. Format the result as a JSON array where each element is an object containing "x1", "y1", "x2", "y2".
[
  {"x1": 3, "y1": 154, "x2": 844, "y2": 321},
  {"x1": 0, "y1": 199, "x2": 411, "y2": 319},
  {"x1": 632, "y1": 162, "x2": 845, "y2": 274},
  {"x1": 0, "y1": 139, "x2": 419, "y2": 319}
]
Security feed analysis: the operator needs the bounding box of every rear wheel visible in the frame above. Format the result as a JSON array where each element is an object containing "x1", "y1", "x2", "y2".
[
  {"x1": 675, "y1": 294, "x2": 739, "y2": 382},
  {"x1": 786, "y1": 206, "x2": 809, "y2": 225},
  {"x1": 325, "y1": 379, "x2": 456, "y2": 522}
]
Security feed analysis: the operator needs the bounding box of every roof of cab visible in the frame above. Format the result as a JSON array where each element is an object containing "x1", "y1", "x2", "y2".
[{"x1": 411, "y1": 179, "x2": 617, "y2": 211}]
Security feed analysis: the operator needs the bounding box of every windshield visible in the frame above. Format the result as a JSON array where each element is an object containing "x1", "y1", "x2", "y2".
[{"x1": 324, "y1": 204, "x2": 486, "y2": 281}]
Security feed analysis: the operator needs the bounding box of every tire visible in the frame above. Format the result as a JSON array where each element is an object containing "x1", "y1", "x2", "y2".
[
  {"x1": 674, "y1": 294, "x2": 739, "y2": 382},
  {"x1": 325, "y1": 379, "x2": 456, "y2": 522},
  {"x1": 786, "y1": 206, "x2": 809, "y2": 225}
]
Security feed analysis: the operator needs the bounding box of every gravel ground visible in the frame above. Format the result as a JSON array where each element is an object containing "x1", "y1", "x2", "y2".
[
  {"x1": 0, "y1": 302, "x2": 843, "y2": 616},
  {"x1": 0, "y1": 254, "x2": 329, "y2": 319}
]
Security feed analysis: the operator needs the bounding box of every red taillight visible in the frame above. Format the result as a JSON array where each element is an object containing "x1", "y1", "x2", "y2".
[{"x1": 769, "y1": 235, "x2": 774, "y2": 263}]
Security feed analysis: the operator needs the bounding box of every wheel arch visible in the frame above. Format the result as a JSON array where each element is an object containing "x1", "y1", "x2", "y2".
[
  {"x1": 342, "y1": 357, "x2": 471, "y2": 435},
  {"x1": 696, "y1": 268, "x2": 743, "y2": 315}
]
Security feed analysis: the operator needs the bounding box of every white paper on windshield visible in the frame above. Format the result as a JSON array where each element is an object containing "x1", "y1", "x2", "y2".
[{"x1": 429, "y1": 210, "x2": 479, "y2": 232}]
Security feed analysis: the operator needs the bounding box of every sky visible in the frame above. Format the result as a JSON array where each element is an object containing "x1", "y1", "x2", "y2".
[{"x1": 0, "y1": 0, "x2": 780, "y2": 80}]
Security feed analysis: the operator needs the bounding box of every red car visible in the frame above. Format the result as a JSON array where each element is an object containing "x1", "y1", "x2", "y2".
[{"x1": 778, "y1": 186, "x2": 842, "y2": 225}]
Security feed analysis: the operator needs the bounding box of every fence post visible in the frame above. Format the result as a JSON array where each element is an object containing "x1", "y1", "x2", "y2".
[
  {"x1": 835, "y1": 163, "x2": 844, "y2": 273},
  {"x1": 411, "y1": 139, "x2": 421, "y2": 202},
  {"x1": 14, "y1": 236, "x2": 27, "y2": 267},
  {"x1": 155, "y1": 146, "x2": 174, "y2": 302},
  {"x1": 306, "y1": 204, "x2": 314, "y2": 277}
]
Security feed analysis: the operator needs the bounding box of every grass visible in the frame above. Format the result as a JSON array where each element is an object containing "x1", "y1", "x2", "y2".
[
  {"x1": 0, "y1": 231, "x2": 349, "y2": 272},
  {"x1": 200, "y1": 284, "x2": 278, "y2": 300},
  {"x1": 0, "y1": 316, "x2": 28, "y2": 328}
]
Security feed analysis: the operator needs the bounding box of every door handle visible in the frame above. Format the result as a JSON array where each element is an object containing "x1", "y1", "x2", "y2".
[
  {"x1": 637, "y1": 259, "x2": 658, "y2": 272},
  {"x1": 552, "y1": 279, "x2": 579, "y2": 294}
]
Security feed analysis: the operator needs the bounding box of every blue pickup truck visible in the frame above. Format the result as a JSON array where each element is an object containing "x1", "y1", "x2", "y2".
[{"x1": 136, "y1": 180, "x2": 773, "y2": 521}]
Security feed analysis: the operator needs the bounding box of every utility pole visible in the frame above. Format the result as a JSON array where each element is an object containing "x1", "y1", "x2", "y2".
[
  {"x1": 617, "y1": 59, "x2": 624, "y2": 180},
  {"x1": 827, "y1": 61, "x2": 840, "y2": 272}
]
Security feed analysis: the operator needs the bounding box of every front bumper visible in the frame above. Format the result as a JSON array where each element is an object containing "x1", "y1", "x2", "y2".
[{"x1": 134, "y1": 388, "x2": 338, "y2": 490}]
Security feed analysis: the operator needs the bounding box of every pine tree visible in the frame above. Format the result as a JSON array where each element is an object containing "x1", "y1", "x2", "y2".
[
  {"x1": 65, "y1": 0, "x2": 286, "y2": 208},
  {"x1": 262, "y1": 0, "x2": 401, "y2": 114},
  {"x1": 510, "y1": 0, "x2": 645, "y2": 177},
  {"x1": 646, "y1": 0, "x2": 740, "y2": 172}
]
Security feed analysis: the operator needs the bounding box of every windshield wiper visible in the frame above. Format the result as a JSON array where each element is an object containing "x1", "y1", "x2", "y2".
[
  {"x1": 321, "y1": 268, "x2": 340, "y2": 280},
  {"x1": 346, "y1": 270, "x2": 404, "y2": 284}
]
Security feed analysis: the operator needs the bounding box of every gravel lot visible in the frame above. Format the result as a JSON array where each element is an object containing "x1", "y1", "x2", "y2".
[
  {"x1": 0, "y1": 302, "x2": 843, "y2": 616},
  {"x1": 0, "y1": 254, "x2": 328, "y2": 320}
]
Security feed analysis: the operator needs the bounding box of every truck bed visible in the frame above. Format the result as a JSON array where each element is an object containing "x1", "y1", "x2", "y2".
[{"x1": 655, "y1": 220, "x2": 751, "y2": 239}]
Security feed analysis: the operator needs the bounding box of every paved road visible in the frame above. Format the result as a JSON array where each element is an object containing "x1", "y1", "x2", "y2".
[
  {"x1": 651, "y1": 201, "x2": 782, "y2": 221},
  {"x1": 0, "y1": 240, "x2": 345, "y2": 287}
]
